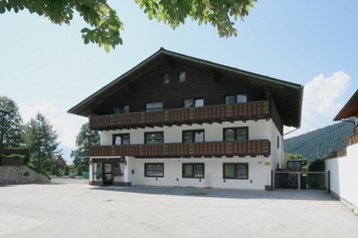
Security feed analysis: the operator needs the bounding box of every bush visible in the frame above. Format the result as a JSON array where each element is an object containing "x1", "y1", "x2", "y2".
[
  {"x1": 308, "y1": 159, "x2": 325, "y2": 172},
  {"x1": 64, "y1": 166, "x2": 69, "y2": 176},
  {"x1": 76, "y1": 166, "x2": 83, "y2": 176}
]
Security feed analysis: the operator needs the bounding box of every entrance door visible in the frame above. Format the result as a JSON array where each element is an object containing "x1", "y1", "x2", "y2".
[{"x1": 103, "y1": 163, "x2": 113, "y2": 185}]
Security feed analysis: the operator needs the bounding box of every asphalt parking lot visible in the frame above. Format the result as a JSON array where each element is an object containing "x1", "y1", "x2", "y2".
[{"x1": 0, "y1": 178, "x2": 357, "y2": 238}]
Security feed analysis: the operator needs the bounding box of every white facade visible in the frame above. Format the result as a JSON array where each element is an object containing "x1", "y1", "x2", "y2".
[
  {"x1": 325, "y1": 143, "x2": 358, "y2": 213},
  {"x1": 90, "y1": 118, "x2": 283, "y2": 190}
]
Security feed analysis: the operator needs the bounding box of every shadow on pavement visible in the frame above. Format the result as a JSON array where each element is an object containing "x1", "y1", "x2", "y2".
[{"x1": 90, "y1": 185, "x2": 336, "y2": 201}]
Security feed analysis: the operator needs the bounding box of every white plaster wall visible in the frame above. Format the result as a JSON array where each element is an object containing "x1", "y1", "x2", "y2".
[
  {"x1": 325, "y1": 143, "x2": 358, "y2": 213},
  {"x1": 100, "y1": 119, "x2": 276, "y2": 145},
  {"x1": 129, "y1": 156, "x2": 271, "y2": 190}
]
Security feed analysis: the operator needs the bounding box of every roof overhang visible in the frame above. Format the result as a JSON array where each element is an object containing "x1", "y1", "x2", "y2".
[
  {"x1": 68, "y1": 48, "x2": 303, "y2": 128},
  {"x1": 334, "y1": 90, "x2": 358, "y2": 121}
]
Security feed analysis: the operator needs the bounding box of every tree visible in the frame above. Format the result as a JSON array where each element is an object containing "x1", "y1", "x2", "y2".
[
  {"x1": 0, "y1": 96, "x2": 23, "y2": 148},
  {"x1": 71, "y1": 122, "x2": 99, "y2": 172},
  {"x1": 0, "y1": 0, "x2": 255, "y2": 51},
  {"x1": 283, "y1": 153, "x2": 308, "y2": 166},
  {"x1": 23, "y1": 113, "x2": 59, "y2": 174}
]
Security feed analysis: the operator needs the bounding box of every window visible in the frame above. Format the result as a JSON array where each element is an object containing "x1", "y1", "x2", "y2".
[
  {"x1": 223, "y1": 163, "x2": 248, "y2": 179},
  {"x1": 163, "y1": 74, "x2": 170, "y2": 84},
  {"x1": 225, "y1": 94, "x2": 247, "y2": 104},
  {"x1": 184, "y1": 98, "x2": 204, "y2": 108},
  {"x1": 114, "y1": 105, "x2": 129, "y2": 114},
  {"x1": 146, "y1": 102, "x2": 163, "y2": 112},
  {"x1": 223, "y1": 127, "x2": 248, "y2": 141},
  {"x1": 182, "y1": 130, "x2": 204, "y2": 143},
  {"x1": 182, "y1": 163, "x2": 204, "y2": 178},
  {"x1": 145, "y1": 132, "x2": 164, "y2": 144},
  {"x1": 178, "y1": 71, "x2": 186, "y2": 82},
  {"x1": 145, "y1": 163, "x2": 164, "y2": 177},
  {"x1": 112, "y1": 134, "x2": 130, "y2": 145}
]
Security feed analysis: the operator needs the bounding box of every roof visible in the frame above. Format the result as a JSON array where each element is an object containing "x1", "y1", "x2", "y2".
[
  {"x1": 68, "y1": 48, "x2": 304, "y2": 127},
  {"x1": 334, "y1": 90, "x2": 358, "y2": 121}
]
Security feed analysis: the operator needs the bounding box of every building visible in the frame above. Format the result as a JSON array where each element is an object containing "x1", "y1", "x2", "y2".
[
  {"x1": 326, "y1": 90, "x2": 358, "y2": 213},
  {"x1": 68, "y1": 48, "x2": 303, "y2": 190}
]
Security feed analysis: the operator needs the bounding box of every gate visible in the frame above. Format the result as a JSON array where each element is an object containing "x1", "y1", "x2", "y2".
[{"x1": 274, "y1": 171, "x2": 327, "y2": 190}]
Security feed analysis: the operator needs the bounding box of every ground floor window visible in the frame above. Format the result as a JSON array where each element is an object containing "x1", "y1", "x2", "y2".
[
  {"x1": 145, "y1": 163, "x2": 164, "y2": 177},
  {"x1": 182, "y1": 163, "x2": 205, "y2": 178},
  {"x1": 223, "y1": 163, "x2": 248, "y2": 179}
]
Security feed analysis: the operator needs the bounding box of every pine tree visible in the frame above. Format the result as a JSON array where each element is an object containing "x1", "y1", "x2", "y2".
[
  {"x1": 71, "y1": 123, "x2": 99, "y2": 172},
  {"x1": 0, "y1": 96, "x2": 23, "y2": 148},
  {"x1": 23, "y1": 113, "x2": 59, "y2": 174}
]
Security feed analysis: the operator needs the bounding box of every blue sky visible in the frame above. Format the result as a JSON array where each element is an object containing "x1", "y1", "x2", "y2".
[{"x1": 1, "y1": 1, "x2": 357, "y2": 162}]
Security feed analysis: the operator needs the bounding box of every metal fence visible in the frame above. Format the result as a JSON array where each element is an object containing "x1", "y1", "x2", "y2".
[{"x1": 274, "y1": 171, "x2": 327, "y2": 190}]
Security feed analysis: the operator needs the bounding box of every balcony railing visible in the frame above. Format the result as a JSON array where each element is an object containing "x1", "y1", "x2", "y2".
[
  {"x1": 90, "y1": 140, "x2": 271, "y2": 158},
  {"x1": 90, "y1": 101, "x2": 270, "y2": 130},
  {"x1": 347, "y1": 133, "x2": 358, "y2": 146}
]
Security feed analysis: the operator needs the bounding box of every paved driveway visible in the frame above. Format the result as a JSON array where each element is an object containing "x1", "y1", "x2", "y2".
[{"x1": 0, "y1": 179, "x2": 357, "y2": 238}]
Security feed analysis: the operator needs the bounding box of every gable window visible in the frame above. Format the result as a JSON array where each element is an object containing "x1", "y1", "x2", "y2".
[
  {"x1": 113, "y1": 134, "x2": 130, "y2": 145},
  {"x1": 163, "y1": 74, "x2": 170, "y2": 84},
  {"x1": 145, "y1": 163, "x2": 164, "y2": 177},
  {"x1": 114, "y1": 105, "x2": 129, "y2": 114},
  {"x1": 223, "y1": 163, "x2": 248, "y2": 179},
  {"x1": 145, "y1": 132, "x2": 164, "y2": 144},
  {"x1": 182, "y1": 163, "x2": 204, "y2": 178},
  {"x1": 184, "y1": 98, "x2": 204, "y2": 108},
  {"x1": 178, "y1": 71, "x2": 186, "y2": 82},
  {"x1": 223, "y1": 127, "x2": 248, "y2": 141},
  {"x1": 225, "y1": 94, "x2": 247, "y2": 104},
  {"x1": 182, "y1": 130, "x2": 204, "y2": 143},
  {"x1": 146, "y1": 102, "x2": 163, "y2": 112}
]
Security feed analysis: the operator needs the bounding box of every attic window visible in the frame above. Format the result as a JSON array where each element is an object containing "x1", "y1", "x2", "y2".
[
  {"x1": 178, "y1": 71, "x2": 186, "y2": 82},
  {"x1": 163, "y1": 74, "x2": 170, "y2": 84},
  {"x1": 114, "y1": 105, "x2": 129, "y2": 114}
]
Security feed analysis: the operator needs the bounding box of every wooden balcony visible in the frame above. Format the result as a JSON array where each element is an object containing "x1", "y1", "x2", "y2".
[
  {"x1": 347, "y1": 133, "x2": 358, "y2": 146},
  {"x1": 90, "y1": 101, "x2": 270, "y2": 130},
  {"x1": 90, "y1": 140, "x2": 271, "y2": 158}
]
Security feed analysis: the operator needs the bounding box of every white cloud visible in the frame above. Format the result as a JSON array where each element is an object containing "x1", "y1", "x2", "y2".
[
  {"x1": 286, "y1": 71, "x2": 351, "y2": 137},
  {"x1": 19, "y1": 102, "x2": 85, "y2": 150}
]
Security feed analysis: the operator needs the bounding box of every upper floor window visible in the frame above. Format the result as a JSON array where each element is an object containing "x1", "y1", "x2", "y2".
[
  {"x1": 163, "y1": 74, "x2": 170, "y2": 85},
  {"x1": 114, "y1": 105, "x2": 129, "y2": 114},
  {"x1": 184, "y1": 98, "x2": 204, "y2": 108},
  {"x1": 145, "y1": 132, "x2": 164, "y2": 144},
  {"x1": 113, "y1": 134, "x2": 130, "y2": 145},
  {"x1": 146, "y1": 102, "x2": 163, "y2": 112},
  {"x1": 182, "y1": 130, "x2": 204, "y2": 143},
  {"x1": 178, "y1": 71, "x2": 186, "y2": 82},
  {"x1": 225, "y1": 94, "x2": 247, "y2": 104},
  {"x1": 223, "y1": 127, "x2": 248, "y2": 142}
]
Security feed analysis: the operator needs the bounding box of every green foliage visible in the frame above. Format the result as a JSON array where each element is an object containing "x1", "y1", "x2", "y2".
[
  {"x1": 0, "y1": 0, "x2": 255, "y2": 51},
  {"x1": 76, "y1": 166, "x2": 83, "y2": 176},
  {"x1": 136, "y1": 0, "x2": 255, "y2": 37},
  {"x1": 283, "y1": 152, "x2": 308, "y2": 166},
  {"x1": 64, "y1": 166, "x2": 69, "y2": 176},
  {"x1": 284, "y1": 122, "x2": 353, "y2": 162},
  {"x1": 50, "y1": 165, "x2": 58, "y2": 176},
  {"x1": 71, "y1": 122, "x2": 99, "y2": 172},
  {"x1": 0, "y1": 96, "x2": 23, "y2": 148},
  {"x1": 308, "y1": 159, "x2": 325, "y2": 172},
  {"x1": 23, "y1": 113, "x2": 59, "y2": 174},
  {"x1": 0, "y1": 153, "x2": 25, "y2": 159}
]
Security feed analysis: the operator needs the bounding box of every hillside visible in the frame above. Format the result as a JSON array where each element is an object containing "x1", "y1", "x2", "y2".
[{"x1": 284, "y1": 122, "x2": 353, "y2": 162}]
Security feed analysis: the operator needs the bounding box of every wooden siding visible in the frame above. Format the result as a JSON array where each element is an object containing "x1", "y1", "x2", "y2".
[
  {"x1": 90, "y1": 140, "x2": 271, "y2": 158},
  {"x1": 90, "y1": 101, "x2": 270, "y2": 130},
  {"x1": 347, "y1": 133, "x2": 358, "y2": 146}
]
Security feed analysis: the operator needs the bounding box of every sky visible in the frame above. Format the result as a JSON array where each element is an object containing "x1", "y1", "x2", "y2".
[{"x1": 0, "y1": 1, "x2": 357, "y2": 162}]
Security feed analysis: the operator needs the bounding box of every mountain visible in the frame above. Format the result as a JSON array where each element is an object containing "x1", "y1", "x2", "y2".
[{"x1": 284, "y1": 122, "x2": 354, "y2": 162}]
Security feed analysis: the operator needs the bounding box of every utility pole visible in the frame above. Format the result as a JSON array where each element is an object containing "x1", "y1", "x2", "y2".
[{"x1": 0, "y1": 109, "x2": 9, "y2": 148}]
